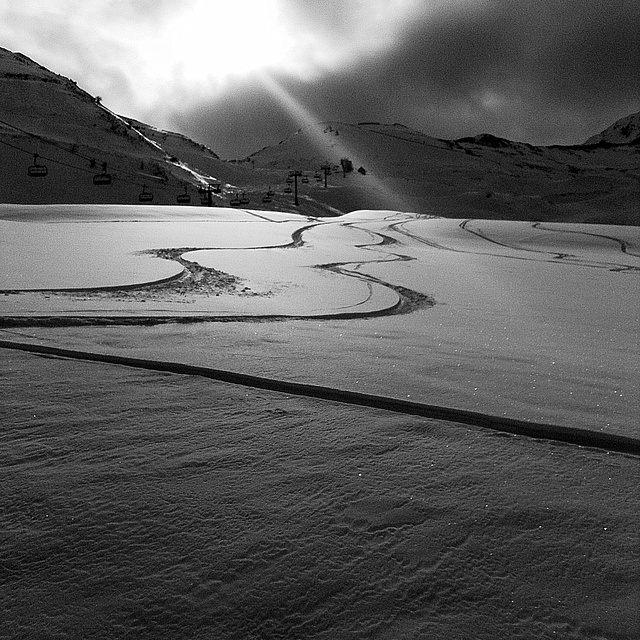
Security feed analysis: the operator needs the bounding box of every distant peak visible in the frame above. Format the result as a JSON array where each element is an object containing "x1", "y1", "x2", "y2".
[
  {"x1": 455, "y1": 133, "x2": 513, "y2": 148},
  {"x1": 583, "y1": 111, "x2": 640, "y2": 146},
  {"x1": 356, "y1": 121, "x2": 409, "y2": 129}
]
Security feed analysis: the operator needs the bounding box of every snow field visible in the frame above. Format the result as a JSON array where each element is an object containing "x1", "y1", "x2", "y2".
[
  {"x1": 1, "y1": 351, "x2": 638, "y2": 639},
  {"x1": 1, "y1": 204, "x2": 638, "y2": 434}
]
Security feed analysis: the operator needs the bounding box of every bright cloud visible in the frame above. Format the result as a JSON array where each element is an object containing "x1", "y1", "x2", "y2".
[
  {"x1": 0, "y1": 0, "x2": 473, "y2": 108},
  {"x1": 0, "y1": 0, "x2": 637, "y2": 157}
]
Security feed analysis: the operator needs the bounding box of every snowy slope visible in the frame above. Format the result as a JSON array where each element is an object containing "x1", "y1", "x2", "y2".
[
  {"x1": 584, "y1": 111, "x2": 640, "y2": 145},
  {"x1": 249, "y1": 120, "x2": 640, "y2": 224},
  {"x1": 2, "y1": 48, "x2": 638, "y2": 640},
  {"x1": 1, "y1": 204, "x2": 637, "y2": 435},
  {"x1": 0, "y1": 47, "x2": 242, "y2": 206},
  {"x1": 2, "y1": 350, "x2": 637, "y2": 639}
]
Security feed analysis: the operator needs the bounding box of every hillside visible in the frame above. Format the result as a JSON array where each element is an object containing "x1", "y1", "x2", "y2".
[
  {"x1": 0, "y1": 47, "x2": 262, "y2": 208},
  {"x1": 248, "y1": 121, "x2": 639, "y2": 225},
  {"x1": 584, "y1": 111, "x2": 640, "y2": 146},
  {"x1": 0, "y1": 47, "x2": 638, "y2": 223}
]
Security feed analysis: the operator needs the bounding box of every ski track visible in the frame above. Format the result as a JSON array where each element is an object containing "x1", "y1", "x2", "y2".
[
  {"x1": 0, "y1": 215, "x2": 427, "y2": 321},
  {"x1": 460, "y1": 219, "x2": 640, "y2": 270},
  {"x1": 389, "y1": 218, "x2": 640, "y2": 271},
  {"x1": 2, "y1": 213, "x2": 637, "y2": 325},
  {"x1": 532, "y1": 221, "x2": 640, "y2": 258},
  {"x1": 1, "y1": 339, "x2": 638, "y2": 457}
]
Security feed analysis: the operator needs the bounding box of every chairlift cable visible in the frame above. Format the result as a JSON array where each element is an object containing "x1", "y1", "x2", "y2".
[
  {"x1": 0, "y1": 117, "x2": 195, "y2": 193},
  {"x1": 0, "y1": 136, "x2": 178, "y2": 193},
  {"x1": 0, "y1": 137, "x2": 156, "y2": 190}
]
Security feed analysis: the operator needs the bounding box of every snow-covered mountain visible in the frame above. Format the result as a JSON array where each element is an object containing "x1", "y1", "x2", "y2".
[
  {"x1": 0, "y1": 47, "x2": 256, "y2": 208},
  {"x1": 248, "y1": 120, "x2": 639, "y2": 224},
  {"x1": 583, "y1": 111, "x2": 640, "y2": 146},
  {"x1": 0, "y1": 47, "x2": 638, "y2": 224}
]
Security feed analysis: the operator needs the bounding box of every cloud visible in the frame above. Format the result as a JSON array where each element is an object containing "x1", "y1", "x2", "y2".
[
  {"x1": 170, "y1": 75, "x2": 300, "y2": 159},
  {"x1": 168, "y1": 0, "x2": 640, "y2": 156},
  {"x1": 0, "y1": 0, "x2": 637, "y2": 156}
]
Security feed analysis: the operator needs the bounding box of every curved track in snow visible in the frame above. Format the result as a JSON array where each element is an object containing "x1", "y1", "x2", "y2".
[
  {"x1": 389, "y1": 218, "x2": 640, "y2": 271},
  {"x1": 0, "y1": 216, "x2": 432, "y2": 326},
  {"x1": 1, "y1": 339, "x2": 638, "y2": 457}
]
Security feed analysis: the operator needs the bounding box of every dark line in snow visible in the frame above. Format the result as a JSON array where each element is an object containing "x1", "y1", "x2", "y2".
[
  {"x1": 532, "y1": 222, "x2": 640, "y2": 258},
  {"x1": 1, "y1": 340, "x2": 638, "y2": 457}
]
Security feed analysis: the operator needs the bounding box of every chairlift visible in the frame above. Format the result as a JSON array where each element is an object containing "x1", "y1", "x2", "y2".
[
  {"x1": 283, "y1": 186, "x2": 293, "y2": 194},
  {"x1": 262, "y1": 194, "x2": 273, "y2": 204},
  {"x1": 301, "y1": 175, "x2": 309, "y2": 184},
  {"x1": 229, "y1": 193, "x2": 242, "y2": 207},
  {"x1": 177, "y1": 185, "x2": 191, "y2": 204},
  {"x1": 285, "y1": 176, "x2": 293, "y2": 184},
  {"x1": 139, "y1": 185, "x2": 153, "y2": 202},
  {"x1": 267, "y1": 186, "x2": 275, "y2": 197},
  {"x1": 240, "y1": 192, "x2": 250, "y2": 205},
  {"x1": 27, "y1": 154, "x2": 48, "y2": 177},
  {"x1": 93, "y1": 162, "x2": 112, "y2": 185}
]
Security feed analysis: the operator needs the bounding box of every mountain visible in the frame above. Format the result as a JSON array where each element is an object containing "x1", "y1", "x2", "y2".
[
  {"x1": 248, "y1": 120, "x2": 639, "y2": 224},
  {"x1": 583, "y1": 112, "x2": 640, "y2": 146},
  {"x1": 0, "y1": 47, "x2": 260, "y2": 208},
  {"x1": 0, "y1": 47, "x2": 638, "y2": 224}
]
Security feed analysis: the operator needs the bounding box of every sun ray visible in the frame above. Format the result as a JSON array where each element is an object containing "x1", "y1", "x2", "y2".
[{"x1": 257, "y1": 72, "x2": 413, "y2": 211}]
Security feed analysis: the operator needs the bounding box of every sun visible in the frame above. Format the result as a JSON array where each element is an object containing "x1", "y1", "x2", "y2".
[{"x1": 145, "y1": 0, "x2": 295, "y2": 89}]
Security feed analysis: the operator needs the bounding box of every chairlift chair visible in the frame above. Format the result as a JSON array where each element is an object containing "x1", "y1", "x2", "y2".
[
  {"x1": 177, "y1": 186, "x2": 191, "y2": 204},
  {"x1": 240, "y1": 192, "x2": 250, "y2": 205},
  {"x1": 139, "y1": 185, "x2": 153, "y2": 202},
  {"x1": 229, "y1": 193, "x2": 242, "y2": 207},
  {"x1": 301, "y1": 175, "x2": 309, "y2": 184},
  {"x1": 93, "y1": 162, "x2": 112, "y2": 185},
  {"x1": 285, "y1": 176, "x2": 293, "y2": 184},
  {"x1": 27, "y1": 154, "x2": 48, "y2": 177},
  {"x1": 283, "y1": 186, "x2": 293, "y2": 194},
  {"x1": 262, "y1": 194, "x2": 273, "y2": 204},
  {"x1": 93, "y1": 173, "x2": 112, "y2": 185},
  {"x1": 267, "y1": 186, "x2": 275, "y2": 197}
]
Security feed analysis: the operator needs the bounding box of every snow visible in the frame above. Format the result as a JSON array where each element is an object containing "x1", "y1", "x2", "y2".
[
  {"x1": 1, "y1": 349, "x2": 639, "y2": 639},
  {"x1": 1, "y1": 203, "x2": 639, "y2": 638},
  {"x1": 1, "y1": 204, "x2": 637, "y2": 436},
  {"x1": 583, "y1": 110, "x2": 640, "y2": 145},
  {"x1": 0, "y1": 205, "x2": 305, "y2": 289}
]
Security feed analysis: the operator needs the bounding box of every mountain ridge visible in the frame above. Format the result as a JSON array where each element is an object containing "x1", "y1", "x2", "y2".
[
  {"x1": 0, "y1": 47, "x2": 638, "y2": 224},
  {"x1": 584, "y1": 112, "x2": 640, "y2": 146}
]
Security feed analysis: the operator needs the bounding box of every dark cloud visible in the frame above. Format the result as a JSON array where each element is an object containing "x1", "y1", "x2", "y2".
[
  {"x1": 9, "y1": 0, "x2": 631, "y2": 157},
  {"x1": 185, "y1": 0, "x2": 639, "y2": 156},
  {"x1": 170, "y1": 76, "x2": 300, "y2": 159}
]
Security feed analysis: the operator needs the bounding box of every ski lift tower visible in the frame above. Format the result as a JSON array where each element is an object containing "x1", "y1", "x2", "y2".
[
  {"x1": 320, "y1": 163, "x2": 332, "y2": 189},
  {"x1": 198, "y1": 184, "x2": 215, "y2": 207},
  {"x1": 288, "y1": 170, "x2": 302, "y2": 206}
]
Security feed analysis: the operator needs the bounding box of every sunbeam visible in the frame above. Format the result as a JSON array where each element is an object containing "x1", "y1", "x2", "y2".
[{"x1": 258, "y1": 72, "x2": 413, "y2": 211}]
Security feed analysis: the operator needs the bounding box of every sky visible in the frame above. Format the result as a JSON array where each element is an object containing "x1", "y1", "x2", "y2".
[{"x1": 0, "y1": 0, "x2": 638, "y2": 158}]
